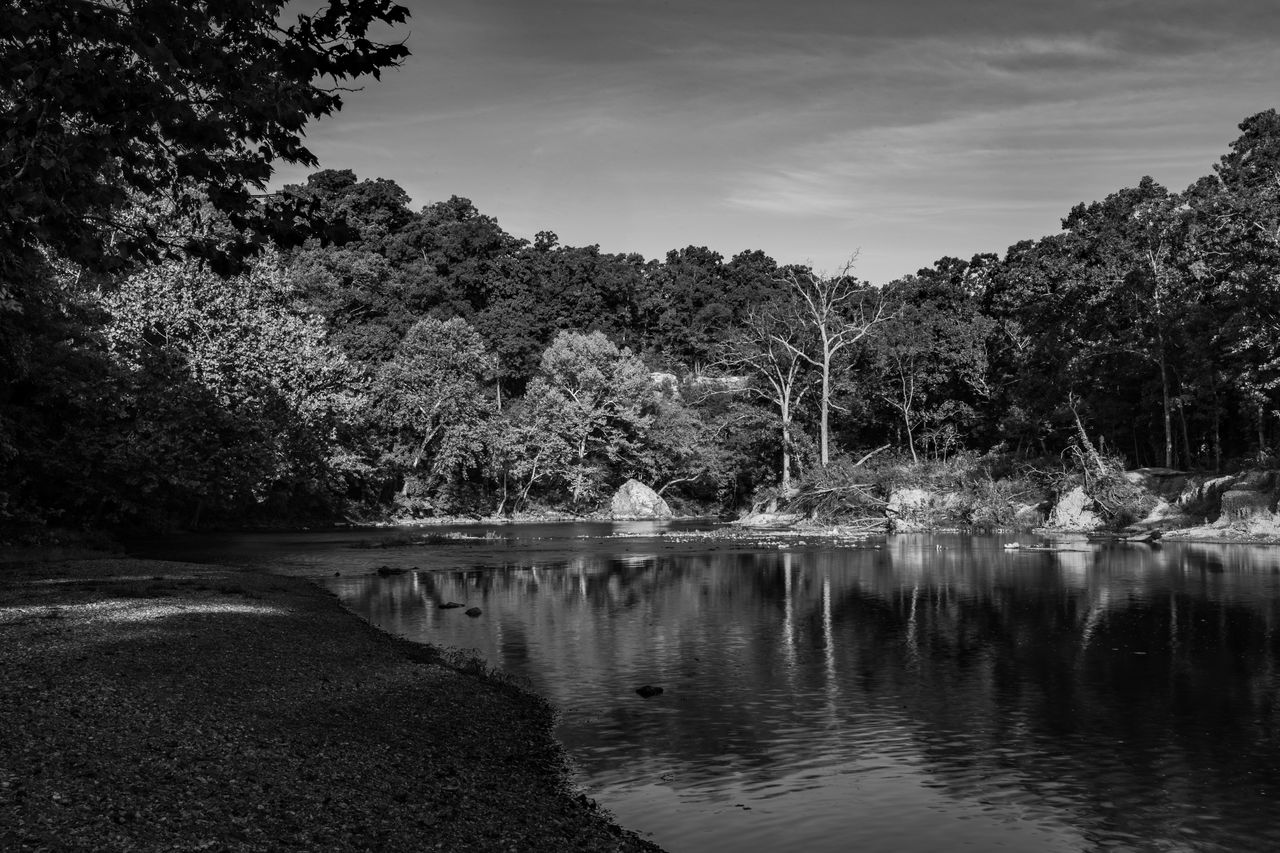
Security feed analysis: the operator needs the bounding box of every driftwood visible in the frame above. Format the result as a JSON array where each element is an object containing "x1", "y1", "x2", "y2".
[
  {"x1": 853, "y1": 443, "x2": 891, "y2": 468},
  {"x1": 787, "y1": 481, "x2": 886, "y2": 518},
  {"x1": 1068, "y1": 395, "x2": 1107, "y2": 476}
]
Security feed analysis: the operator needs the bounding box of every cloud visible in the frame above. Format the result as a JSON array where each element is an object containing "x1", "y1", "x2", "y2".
[{"x1": 280, "y1": 0, "x2": 1280, "y2": 284}]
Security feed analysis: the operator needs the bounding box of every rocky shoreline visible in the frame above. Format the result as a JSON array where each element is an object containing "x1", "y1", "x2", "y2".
[
  {"x1": 732, "y1": 467, "x2": 1280, "y2": 546},
  {"x1": 0, "y1": 555, "x2": 663, "y2": 852}
]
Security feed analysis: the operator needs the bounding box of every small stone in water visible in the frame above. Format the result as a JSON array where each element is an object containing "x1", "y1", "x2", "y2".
[
  {"x1": 635, "y1": 685, "x2": 664, "y2": 698},
  {"x1": 465, "y1": 607, "x2": 483, "y2": 618},
  {"x1": 438, "y1": 602, "x2": 464, "y2": 609}
]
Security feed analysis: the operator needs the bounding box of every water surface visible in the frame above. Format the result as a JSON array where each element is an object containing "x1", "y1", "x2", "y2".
[{"x1": 145, "y1": 524, "x2": 1280, "y2": 852}]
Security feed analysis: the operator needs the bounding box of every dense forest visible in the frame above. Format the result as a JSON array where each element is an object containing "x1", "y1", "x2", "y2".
[{"x1": 3, "y1": 3, "x2": 1280, "y2": 536}]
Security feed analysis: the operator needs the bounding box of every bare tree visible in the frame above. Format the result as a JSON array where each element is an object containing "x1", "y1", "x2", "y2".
[
  {"x1": 775, "y1": 256, "x2": 892, "y2": 467},
  {"x1": 717, "y1": 300, "x2": 814, "y2": 495}
]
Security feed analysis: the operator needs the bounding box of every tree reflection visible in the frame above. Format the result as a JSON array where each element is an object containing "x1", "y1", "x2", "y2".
[{"x1": 336, "y1": 537, "x2": 1280, "y2": 850}]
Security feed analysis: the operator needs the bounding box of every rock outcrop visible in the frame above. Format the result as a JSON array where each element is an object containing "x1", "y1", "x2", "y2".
[
  {"x1": 1123, "y1": 469, "x2": 1280, "y2": 539},
  {"x1": 1045, "y1": 486, "x2": 1104, "y2": 531},
  {"x1": 610, "y1": 479, "x2": 673, "y2": 520},
  {"x1": 886, "y1": 488, "x2": 932, "y2": 533},
  {"x1": 735, "y1": 511, "x2": 803, "y2": 529}
]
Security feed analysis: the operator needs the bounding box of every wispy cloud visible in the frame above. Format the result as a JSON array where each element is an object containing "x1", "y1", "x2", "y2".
[{"x1": 287, "y1": 0, "x2": 1280, "y2": 282}]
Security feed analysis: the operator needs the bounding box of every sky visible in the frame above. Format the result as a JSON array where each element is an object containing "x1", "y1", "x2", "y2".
[{"x1": 272, "y1": 0, "x2": 1280, "y2": 285}]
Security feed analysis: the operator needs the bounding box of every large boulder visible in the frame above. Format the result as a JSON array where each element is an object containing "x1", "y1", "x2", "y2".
[
  {"x1": 610, "y1": 479, "x2": 673, "y2": 519},
  {"x1": 1045, "y1": 486, "x2": 1104, "y2": 531},
  {"x1": 886, "y1": 487, "x2": 932, "y2": 533},
  {"x1": 1219, "y1": 488, "x2": 1274, "y2": 522}
]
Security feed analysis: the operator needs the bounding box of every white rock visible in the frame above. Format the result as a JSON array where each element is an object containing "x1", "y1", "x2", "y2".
[
  {"x1": 610, "y1": 479, "x2": 673, "y2": 519},
  {"x1": 1046, "y1": 486, "x2": 1104, "y2": 531},
  {"x1": 886, "y1": 487, "x2": 932, "y2": 533}
]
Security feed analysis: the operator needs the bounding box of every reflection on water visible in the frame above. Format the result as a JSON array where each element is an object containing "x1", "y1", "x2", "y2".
[{"x1": 149, "y1": 527, "x2": 1280, "y2": 852}]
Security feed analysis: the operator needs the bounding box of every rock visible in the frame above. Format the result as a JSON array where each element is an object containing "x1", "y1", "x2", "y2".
[
  {"x1": 1219, "y1": 489, "x2": 1274, "y2": 521},
  {"x1": 735, "y1": 512, "x2": 802, "y2": 529},
  {"x1": 885, "y1": 488, "x2": 932, "y2": 533},
  {"x1": 1236, "y1": 511, "x2": 1280, "y2": 536},
  {"x1": 1177, "y1": 474, "x2": 1236, "y2": 508},
  {"x1": 438, "y1": 602, "x2": 465, "y2": 609},
  {"x1": 649, "y1": 372, "x2": 679, "y2": 396},
  {"x1": 1046, "y1": 486, "x2": 1104, "y2": 531},
  {"x1": 465, "y1": 607, "x2": 483, "y2": 618},
  {"x1": 375, "y1": 565, "x2": 405, "y2": 577},
  {"x1": 610, "y1": 479, "x2": 673, "y2": 520},
  {"x1": 635, "y1": 685, "x2": 664, "y2": 698}
]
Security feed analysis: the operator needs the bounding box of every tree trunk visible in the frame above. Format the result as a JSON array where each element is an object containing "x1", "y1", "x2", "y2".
[
  {"x1": 1259, "y1": 400, "x2": 1268, "y2": 463},
  {"x1": 781, "y1": 422, "x2": 792, "y2": 494},
  {"x1": 495, "y1": 470, "x2": 509, "y2": 516},
  {"x1": 1158, "y1": 348, "x2": 1173, "y2": 468},
  {"x1": 1212, "y1": 382, "x2": 1222, "y2": 474},
  {"x1": 572, "y1": 435, "x2": 589, "y2": 503},
  {"x1": 1070, "y1": 397, "x2": 1106, "y2": 474},
  {"x1": 819, "y1": 355, "x2": 830, "y2": 467},
  {"x1": 1178, "y1": 397, "x2": 1193, "y2": 470}
]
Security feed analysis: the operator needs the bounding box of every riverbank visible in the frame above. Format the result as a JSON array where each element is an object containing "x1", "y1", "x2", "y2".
[{"x1": 0, "y1": 554, "x2": 663, "y2": 852}]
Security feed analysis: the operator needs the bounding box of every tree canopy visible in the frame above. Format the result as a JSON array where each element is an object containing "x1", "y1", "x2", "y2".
[
  {"x1": 6, "y1": 46, "x2": 1280, "y2": 534},
  {"x1": 0, "y1": 0, "x2": 410, "y2": 274}
]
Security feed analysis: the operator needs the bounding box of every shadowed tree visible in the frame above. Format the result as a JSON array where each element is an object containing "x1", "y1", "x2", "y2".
[
  {"x1": 1184, "y1": 109, "x2": 1280, "y2": 460},
  {"x1": 1, "y1": 0, "x2": 411, "y2": 273},
  {"x1": 871, "y1": 274, "x2": 995, "y2": 462},
  {"x1": 0, "y1": 0, "x2": 409, "y2": 529}
]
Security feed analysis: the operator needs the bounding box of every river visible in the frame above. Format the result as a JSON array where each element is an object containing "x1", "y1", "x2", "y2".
[{"x1": 146, "y1": 522, "x2": 1280, "y2": 852}]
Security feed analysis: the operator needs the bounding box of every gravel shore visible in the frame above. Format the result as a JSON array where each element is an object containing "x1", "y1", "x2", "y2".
[{"x1": 0, "y1": 556, "x2": 664, "y2": 852}]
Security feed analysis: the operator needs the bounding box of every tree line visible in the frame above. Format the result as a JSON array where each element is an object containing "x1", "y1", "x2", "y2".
[{"x1": 3, "y1": 3, "x2": 1279, "y2": 534}]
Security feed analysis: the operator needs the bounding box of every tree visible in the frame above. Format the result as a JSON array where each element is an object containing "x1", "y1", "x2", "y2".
[
  {"x1": 0, "y1": 1, "x2": 408, "y2": 530},
  {"x1": 471, "y1": 239, "x2": 651, "y2": 394},
  {"x1": 523, "y1": 331, "x2": 652, "y2": 505},
  {"x1": 717, "y1": 301, "x2": 814, "y2": 494},
  {"x1": 872, "y1": 275, "x2": 995, "y2": 461},
  {"x1": 101, "y1": 252, "x2": 360, "y2": 525},
  {"x1": 776, "y1": 258, "x2": 891, "y2": 467},
  {"x1": 1059, "y1": 178, "x2": 1191, "y2": 468},
  {"x1": 1184, "y1": 109, "x2": 1280, "y2": 461},
  {"x1": 980, "y1": 184, "x2": 1200, "y2": 467},
  {"x1": 1, "y1": 0, "x2": 410, "y2": 273},
  {"x1": 631, "y1": 386, "x2": 730, "y2": 499},
  {"x1": 372, "y1": 317, "x2": 495, "y2": 505},
  {"x1": 486, "y1": 402, "x2": 572, "y2": 514}
]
